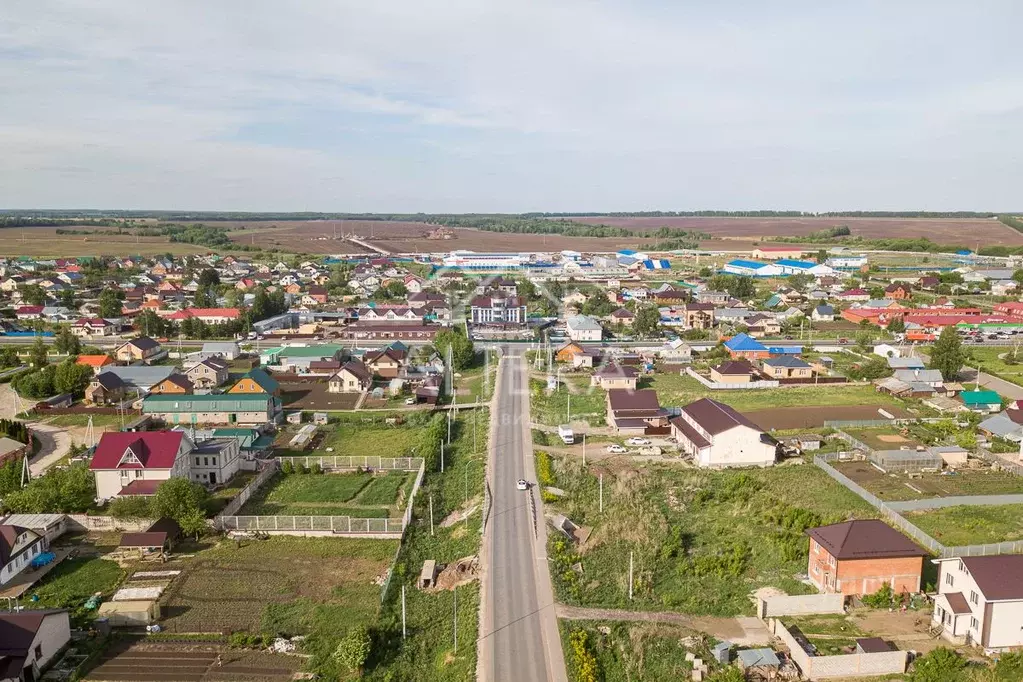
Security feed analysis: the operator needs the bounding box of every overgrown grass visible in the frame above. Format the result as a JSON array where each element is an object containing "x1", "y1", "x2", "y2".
[
  {"x1": 357, "y1": 471, "x2": 413, "y2": 506},
  {"x1": 364, "y1": 411, "x2": 488, "y2": 681},
  {"x1": 908, "y1": 504, "x2": 1023, "y2": 546},
  {"x1": 530, "y1": 377, "x2": 607, "y2": 426},
  {"x1": 546, "y1": 456, "x2": 874, "y2": 616},
  {"x1": 238, "y1": 472, "x2": 406, "y2": 517},
  {"x1": 28, "y1": 557, "x2": 125, "y2": 623},
  {"x1": 966, "y1": 346, "x2": 1023, "y2": 388},
  {"x1": 561, "y1": 621, "x2": 716, "y2": 682}
]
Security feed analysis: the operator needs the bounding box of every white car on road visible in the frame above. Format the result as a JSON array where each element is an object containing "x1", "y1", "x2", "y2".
[
  {"x1": 606, "y1": 444, "x2": 627, "y2": 454},
  {"x1": 516, "y1": 479, "x2": 529, "y2": 491},
  {"x1": 626, "y1": 437, "x2": 651, "y2": 446}
]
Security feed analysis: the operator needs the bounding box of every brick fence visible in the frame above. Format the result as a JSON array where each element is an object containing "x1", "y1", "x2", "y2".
[{"x1": 769, "y1": 618, "x2": 907, "y2": 679}]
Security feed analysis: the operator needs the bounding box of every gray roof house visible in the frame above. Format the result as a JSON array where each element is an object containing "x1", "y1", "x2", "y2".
[
  {"x1": 893, "y1": 369, "x2": 944, "y2": 387},
  {"x1": 98, "y1": 366, "x2": 177, "y2": 392}
]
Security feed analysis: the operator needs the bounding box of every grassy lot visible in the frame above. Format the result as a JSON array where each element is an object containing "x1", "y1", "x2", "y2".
[
  {"x1": 530, "y1": 377, "x2": 607, "y2": 426},
  {"x1": 967, "y1": 346, "x2": 1023, "y2": 388},
  {"x1": 908, "y1": 504, "x2": 1023, "y2": 546},
  {"x1": 643, "y1": 371, "x2": 904, "y2": 412},
  {"x1": 545, "y1": 455, "x2": 874, "y2": 616},
  {"x1": 560, "y1": 621, "x2": 718, "y2": 682},
  {"x1": 320, "y1": 418, "x2": 424, "y2": 455},
  {"x1": 365, "y1": 411, "x2": 488, "y2": 681},
  {"x1": 28, "y1": 557, "x2": 125, "y2": 624},
  {"x1": 41, "y1": 413, "x2": 125, "y2": 428},
  {"x1": 781, "y1": 614, "x2": 867, "y2": 656},
  {"x1": 450, "y1": 350, "x2": 497, "y2": 404},
  {"x1": 0, "y1": 231, "x2": 213, "y2": 257},
  {"x1": 833, "y1": 462, "x2": 1023, "y2": 501},
  {"x1": 238, "y1": 471, "x2": 408, "y2": 518},
  {"x1": 160, "y1": 537, "x2": 396, "y2": 679}
]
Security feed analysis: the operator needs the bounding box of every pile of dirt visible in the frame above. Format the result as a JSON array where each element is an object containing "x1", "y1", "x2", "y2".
[{"x1": 433, "y1": 555, "x2": 479, "y2": 591}]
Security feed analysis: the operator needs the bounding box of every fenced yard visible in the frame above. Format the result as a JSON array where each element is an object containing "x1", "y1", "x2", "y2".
[
  {"x1": 833, "y1": 460, "x2": 1023, "y2": 501},
  {"x1": 237, "y1": 470, "x2": 415, "y2": 518},
  {"x1": 907, "y1": 504, "x2": 1023, "y2": 546}
]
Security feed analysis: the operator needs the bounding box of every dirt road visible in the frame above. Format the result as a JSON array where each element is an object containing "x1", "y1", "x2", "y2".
[{"x1": 555, "y1": 604, "x2": 771, "y2": 646}]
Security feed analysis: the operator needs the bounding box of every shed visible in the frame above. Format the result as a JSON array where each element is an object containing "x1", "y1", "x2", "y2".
[
  {"x1": 285, "y1": 411, "x2": 302, "y2": 424},
  {"x1": 313, "y1": 412, "x2": 329, "y2": 425},
  {"x1": 419, "y1": 560, "x2": 438, "y2": 588},
  {"x1": 855, "y1": 637, "x2": 892, "y2": 654},
  {"x1": 929, "y1": 445, "x2": 969, "y2": 467}
]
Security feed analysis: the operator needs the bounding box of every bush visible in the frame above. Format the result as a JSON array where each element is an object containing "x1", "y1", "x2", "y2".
[
  {"x1": 109, "y1": 496, "x2": 155, "y2": 520},
  {"x1": 862, "y1": 583, "x2": 896, "y2": 609},
  {"x1": 281, "y1": 460, "x2": 294, "y2": 475},
  {"x1": 298, "y1": 462, "x2": 310, "y2": 475},
  {"x1": 536, "y1": 452, "x2": 556, "y2": 486},
  {"x1": 310, "y1": 462, "x2": 323, "y2": 475},
  {"x1": 911, "y1": 647, "x2": 966, "y2": 682},
  {"x1": 569, "y1": 630, "x2": 599, "y2": 682}
]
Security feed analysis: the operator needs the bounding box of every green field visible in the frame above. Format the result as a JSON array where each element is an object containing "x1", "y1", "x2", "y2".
[
  {"x1": 238, "y1": 471, "x2": 410, "y2": 518},
  {"x1": 545, "y1": 456, "x2": 874, "y2": 616},
  {"x1": 320, "y1": 418, "x2": 424, "y2": 455},
  {"x1": 834, "y1": 462, "x2": 1023, "y2": 502},
  {"x1": 643, "y1": 371, "x2": 905, "y2": 412},
  {"x1": 28, "y1": 557, "x2": 125, "y2": 623},
  {"x1": 967, "y1": 346, "x2": 1023, "y2": 388},
  {"x1": 161, "y1": 537, "x2": 396, "y2": 679},
  {"x1": 41, "y1": 413, "x2": 126, "y2": 428},
  {"x1": 530, "y1": 377, "x2": 607, "y2": 426},
  {"x1": 908, "y1": 504, "x2": 1023, "y2": 546}
]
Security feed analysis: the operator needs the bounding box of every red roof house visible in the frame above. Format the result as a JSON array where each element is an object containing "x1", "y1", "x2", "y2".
[{"x1": 89, "y1": 431, "x2": 192, "y2": 500}]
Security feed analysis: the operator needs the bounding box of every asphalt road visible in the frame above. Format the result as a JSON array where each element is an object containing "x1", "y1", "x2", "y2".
[{"x1": 479, "y1": 349, "x2": 567, "y2": 682}]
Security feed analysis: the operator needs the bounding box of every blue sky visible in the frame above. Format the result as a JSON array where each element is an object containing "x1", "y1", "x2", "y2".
[{"x1": 2, "y1": 1, "x2": 1022, "y2": 212}]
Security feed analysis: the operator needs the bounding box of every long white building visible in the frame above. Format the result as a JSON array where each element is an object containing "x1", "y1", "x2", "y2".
[{"x1": 442, "y1": 250, "x2": 528, "y2": 270}]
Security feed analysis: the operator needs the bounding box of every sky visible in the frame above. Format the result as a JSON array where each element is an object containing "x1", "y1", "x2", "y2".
[{"x1": 2, "y1": 1, "x2": 1022, "y2": 213}]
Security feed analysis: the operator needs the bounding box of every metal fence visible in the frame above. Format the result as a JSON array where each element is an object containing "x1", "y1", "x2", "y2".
[
  {"x1": 218, "y1": 515, "x2": 404, "y2": 534},
  {"x1": 833, "y1": 429, "x2": 870, "y2": 452},
  {"x1": 814, "y1": 453, "x2": 1023, "y2": 559},
  {"x1": 217, "y1": 463, "x2": 278, "y2": 519},
  {"x1": 276, "y1": 455, "x2": 425, "y2": 471},
  {"x1": 973, "y1": 448, "x2": 1023, "y2": 477},
  {"x1": 826, "y1": 419, "x2": 904, "y2": 429}
]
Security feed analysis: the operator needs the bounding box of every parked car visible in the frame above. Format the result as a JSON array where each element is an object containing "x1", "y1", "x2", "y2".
[
  {"x1": 606, "y1": 444, "x2": 627, "y2": 454},
  {"x1": 404, "y1": 397, "x2": 416, "y2": 405},
  {"x1": 516, "y1": 479, "x2": 529, "y2": 491},
  {"x1": 626, "y1": 437, "x2": 651, "y2": 446}
]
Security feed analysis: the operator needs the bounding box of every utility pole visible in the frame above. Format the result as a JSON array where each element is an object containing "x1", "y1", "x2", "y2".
[
  {"x1": 447, "y1": 410, "x2": 452, "y2": 444},
  {"x1": 402, "y1": 585, "x2": 407, "y2": 639},
  {"x1": 582, "y1": 433, "x2": 586, "y2": 466},
  {"x1": 453, "y1": 586, "x2": 458, "y2": 654},
  {"x1": 629, "y1": 552, "x2": 634, "y2": 600},
  {"x1": 567, "y1": 392, "x2": 571, "y2": 424},
  {"x1": 430, "y1": 494, "x2": 435, "y2": 536},
  {"x1": 599, "y1": 473, "x2": 603, "y2": 513},
  {"x1": 440, "y1": 443, "x2": 445, "y2": 473}
]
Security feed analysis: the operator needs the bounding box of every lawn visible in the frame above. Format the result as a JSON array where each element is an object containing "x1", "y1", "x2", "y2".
[
  {"x1": 161, "y1": 537, "x2": 397, "y2": 678},
  {"x1": 206, "y1": 470, "x2": 259, "y2": 515},
  {"x1": 545, "y1": 455, "x2": 875, "y2": 616},
  {"x1": 781, "y1": 614, "x2": 867, "y2": 656},
  {"x1": 238, "y1": 471, "x2": 408, "y2": 518},
  {"x1": 530, "y1": 377, "x2": 607, "y2": 426},
  {"x1": 320, "y1": 418, "x2": 424, "y2": 456},
  {"x1": 967, "y1": 346, "x2": 1023, "y2": 388},
  {"x1": 907, "y1": 504, "x2": 1023, "y2": 546},
  {"x1": 843, "y1": 427, "x2": 926, "y2": 451},
  {"x1": 643, "y1": 371, "x2": 905, "y2": 412},
  {"x1": 28, "y1": 557, "x2": 125, "y2": 623}
]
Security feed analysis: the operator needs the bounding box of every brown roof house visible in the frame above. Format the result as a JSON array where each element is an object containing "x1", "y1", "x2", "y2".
[
  {"x1": 709, "y1": 360, "x2": 755, "y2": 384},
  {"x1": 364, "y1": 348, "x2": 404, "y2": 379},
  {"x1": 0, "y1": 609, "x2": 71, "y2": 682},
  {"x1": 329, "y1": 360, "x2": 373, "y2": 394},
  {"x1": 0, "y1": 524, "x2": 48, "y2": 588},
  {"x1": 806, "y1": 519, "x2": 927, "y2": 597},
  {"x1": 932, "y1": 554, "x2": 1023, "y2": 650},
  {"x1": 185, "y1": 357, "x2": 230, "y2": 389},
  {"x1": 590, "y1": 364, "x2": 639, "y2": 391},
  {"x1": 670, "y1": 398, "x2": 776, "y2": 468},
  {"x1": 114, "y1": 336, "x2": 165, "y2": 364},
  {"x1": 605, "y1": 389, "x2": 670, "y2": 435},
  {"x1": 85, "y1": 371, "x2": 126, "y2": 406}
]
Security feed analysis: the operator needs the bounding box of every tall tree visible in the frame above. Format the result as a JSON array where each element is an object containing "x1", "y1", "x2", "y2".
[
  {"x1": 54, "y1": 326, "x2": 81, "y2": 356},
  {"x1": 633, "y1": 305, "x2": 661, "y2": 337},
  {"x1": 929, "y1": 326, "x2": 966, "y2": 380},
  {"x1": 434, "y1": 326, "x2": 475, "y2": 370},
  {"x1": 19, "y1": 284, "x2": 46, "y2": 306},
  {"x1": 54, "y1": 360, "x2": 92, "y2": 396},
  {"x1": 30, "y1": 337, "x2": 48, "y2": 369},
  {"x1": 99, "y1": 288, "x2": 125, "y2": 318}
]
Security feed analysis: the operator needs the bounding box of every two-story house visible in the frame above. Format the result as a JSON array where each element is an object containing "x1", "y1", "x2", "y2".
[
  {"x1": 806, "y1": 519, "x2": 927, "y2": 597},
  {"x1": 933, "y1": 554, "x2": 1023, "y2": 651},
  {"x1": 0, "y1": 524, "x2": 48, "y2": 587},
  {"x1": 114, "y1": 336, "x2": 164, "y2": 364},
  {"x1": 329, "y1": 360, "x2": 373, "y2": 393},
  {"x1": 0, "y1": 609, "x2": 72, "y2": 682},
  {"x1": 187, "y1": 437, "x2": 241, "y2": 486},
  {"x1": 590, "y1": 364, "x2": 639, "y2": 391},
  {"x1": 469, "y1": 293, "x2": 527, "y2": 326},
  {"x1": 670, "y1": 397, "x2": 777, "y2": 468},
  {"x1": 185, "y1": 357, "x2": 230, "y2": 389},
  {"x1": 89, "y1": 431, "x2": 193, "y2": 500}
]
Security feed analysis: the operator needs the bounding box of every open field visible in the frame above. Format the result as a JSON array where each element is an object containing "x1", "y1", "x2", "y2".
[
  {"x1": 531, "y1": 377, "x2": 607, "y2": 426},
  {"x1": 834, "y1": 460, "x2": 1023, "y2": 501},
  {"x1": 562, "y1": 216, "x2": 1023, "y2": 247},
  {"x1": 320, "y1": 416, "x2": 424, "y2": 454},
  {"x1": 967, "y1": 346, "x2": 1023, "y2": 388},
  {"x1": 238, "y1": 471, "x2": 411, "y2": 517},
  {"x1": 161, "y1": 537, "x2": 396, "y2": 676},
  {"x1": 29, "y1": 557, "x2": 125, "y2": 623},
  {"x1": 85, "y1": 641, "x2": 305, "y2": 682},
  {"x1": 907, "y1": 504, "x2": 1023, "y2": 545},
  {"x1": 560, "y1": 621, "x2": 714, "y2": 682},
  {"x1": 0, "y1": 227, "x2": 214, "y2": 257},
  {"x1": 544, "y1": 455, "x2": 873, "y2": 616}
]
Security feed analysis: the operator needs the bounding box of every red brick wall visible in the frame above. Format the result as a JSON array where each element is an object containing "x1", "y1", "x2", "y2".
[{"x1": 807, "y1": 540, "x2": 922, "y2": 596}]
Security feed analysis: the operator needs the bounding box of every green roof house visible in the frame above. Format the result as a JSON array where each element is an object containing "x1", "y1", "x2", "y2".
[{"x1": 960, "y1": 389, "x2": 1002, "y2": 413}]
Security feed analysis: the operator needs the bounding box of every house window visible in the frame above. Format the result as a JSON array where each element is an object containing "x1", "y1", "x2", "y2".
[
  {"x1": 945, "y1": 573, "x2": 954, "y2": 587},
  {"x1": 34, "y1": 644, "x2": 42, "y2": 660},
  {"x1": 195, "y1": 457, "x2": 200, "y2": 466},
  {"x1": 203, "y1": 457, "x2": 209, "y2": 466},
  {"x1": 971, "y1": 617, "x2": 979, "y2": 630},
  {"x1": 211, "y1": 457, "x2": 217, "y2": 466},
  {"x1": 970, "y1": 591, "x2": 979, "y2": 605},
  {"x1": 135, "y1": 470, "x2": 143, "y2": 478},
  {"x1": 959, "y1": 559, "x2": 964, "y2": 572}
]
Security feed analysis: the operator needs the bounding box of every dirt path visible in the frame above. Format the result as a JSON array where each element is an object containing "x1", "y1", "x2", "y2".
[{"x1": 555, "y1": 604, "x2": 771, "y2": 646}]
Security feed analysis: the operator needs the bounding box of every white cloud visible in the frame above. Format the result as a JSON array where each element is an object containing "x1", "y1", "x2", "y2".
[{"x1": 1, "y1": 0, "x2": 1022, "y2": 210}]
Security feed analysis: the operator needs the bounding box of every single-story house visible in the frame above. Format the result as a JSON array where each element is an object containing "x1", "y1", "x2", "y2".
[
  {"x1": 723, "y1": 333, "x2": 770, "y2": 361},
  {"x1": 329, "y1": 360, "x2": 373, "y2": 393},
  {"x1": 590, "y1": 364, "x2": 639, "y2": 391},
  {"x1": 709, "y1": 360, "x2": 754, "y2": 384},
  {"x1": 761, "y1": 356, "x2": 813, "y2": 380},
  {"x1": 959, "y1": 389, "x2": 1002, "y2": 413}
]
